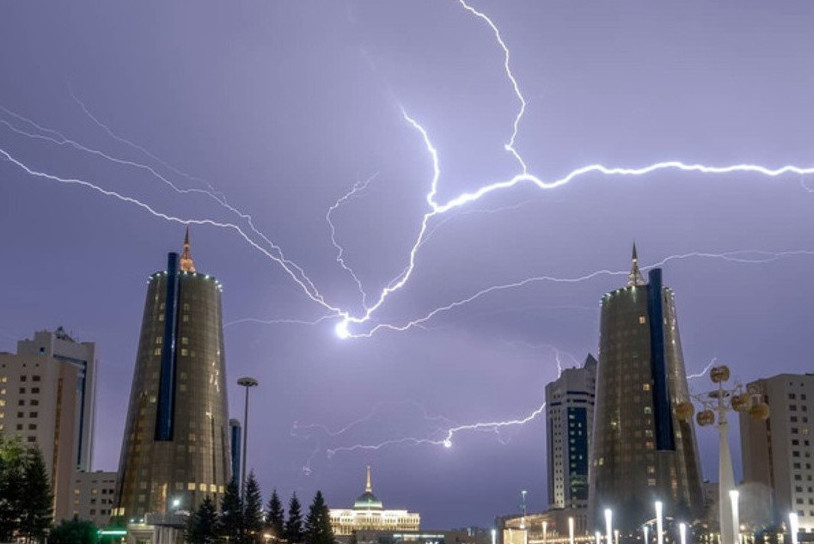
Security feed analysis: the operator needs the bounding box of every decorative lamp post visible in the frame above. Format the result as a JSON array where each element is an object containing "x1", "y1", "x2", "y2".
[
  {"x1": 655, "y1": 501, "x2": 664, "y2": 544},
  {"x1": 676, "y1": 364, "x2": 769, "y2": 544},
  {"x1": 237, "y1": 376, "x2": 259, "y2": 497},
  {"x1": 605, "y1": 509, "x2": 613, "y2": 544},
  {"x1": 643, "y1": 524, "x2": 649, "y2": 544},
  {"x1": 569, "y1": 517, "x2": 575, "y2": 544},
  {"x1": 789, "y1": 513, "x2": 799, "y2": 544},
  {"x1": 680, "y1": 523, "x2": 687, "y2": 544}
]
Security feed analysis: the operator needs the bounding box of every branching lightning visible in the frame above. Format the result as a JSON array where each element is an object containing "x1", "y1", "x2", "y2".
[
  {"x1": 3, "y1": 2, "x2": 814, "y2": 344},
  {"x1": 326, "y1": 173, "x2": 380, "y2": 308}
]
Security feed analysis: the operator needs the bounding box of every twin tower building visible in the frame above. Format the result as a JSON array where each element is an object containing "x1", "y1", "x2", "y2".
[{"x1": 113, "y1": 233, "x2": 702, "y2": 531}]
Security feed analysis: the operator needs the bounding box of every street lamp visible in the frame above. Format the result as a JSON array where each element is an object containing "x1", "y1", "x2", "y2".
[
  {"x1": 788, "y1": 513, "x2": 799, "y2": 544},
  {"x1": 605, "y1": 509, "x2": 613, "y2": 544},
  {"x1": 679, "y1": 523, "x2": 687, "y2": 544},
  {"x1": 237, "y1": 376, "x2": 259, "y2": 497},
  {"x1": 655, "y1": 501, "x2": 664, "y2": 544},
  {"x1": 729, "y1": 490, "x2": 740, "y2": 544},
  {"x1": 643, "y1": 524, "x2": 649, "y2": 544},
  {"x1": 569, "y1": 517, "x2": 575, "y2": 544}
]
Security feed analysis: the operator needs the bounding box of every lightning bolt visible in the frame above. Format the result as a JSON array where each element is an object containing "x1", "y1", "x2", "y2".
[
  {"x1": 344, "y1": 249, "x2": 814, "y2": 338},
  {"x1": 687, "y1": 357, "x2": 717, "y2": 380},
  {"x1": 326, "y1": 173, "x2": 380, "y2": 309},
  {"x1": 3, "y1": 2, "x2": 814, "y2": 345},
  {"x1": 325, "y1": 401, "x2": 547, "y2": 457}
]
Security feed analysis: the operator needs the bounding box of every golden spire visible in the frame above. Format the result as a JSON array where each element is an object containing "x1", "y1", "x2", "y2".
[
  {"x1": 365, "y1": 465, "x2": 373, "y2": 493},
  {"x1": 180, "y1": 227, "x2": 196, "y2": 273},
  {"x1": 627, "y1": 243, "x2": 645, "y2": 286}
]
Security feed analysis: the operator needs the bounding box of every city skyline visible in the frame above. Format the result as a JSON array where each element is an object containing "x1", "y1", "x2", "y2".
[{"x1": 2, "y1": 1, "x2": 814, "y2": 529}]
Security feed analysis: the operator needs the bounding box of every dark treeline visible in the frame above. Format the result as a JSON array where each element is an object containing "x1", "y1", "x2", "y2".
[
  {"x1": 186, "y1": 470, "x2": 335, "y2": 544},
  {"x1": 0, "y1": 435, "x2": 53, "y2": 544}
]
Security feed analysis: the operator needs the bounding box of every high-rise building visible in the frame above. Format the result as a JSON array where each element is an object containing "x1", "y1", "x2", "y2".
[
  {"x1": 0, "y1": 350, "x2": 80, "y2": 521},
  {"x1": 588, "y1": 246, "x2": 703, "y2": 531},
  {"x1": 545, "y1": 354, "x2": 597, "y2": 510},
  {"x1": 739, "y1": 373, "x2": 814, "y2": 535},
  {"x1": 17, "y1": 327, "x2": 97, "y2": 472},
  {"x1": 113, "y1": 231, "x2": 232, "y2": 521}
]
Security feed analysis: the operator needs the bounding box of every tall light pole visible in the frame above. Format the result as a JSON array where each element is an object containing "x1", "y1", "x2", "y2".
[
  {"x1": 605, "y1": 509, "x2": 613, "y2": 544},
  {"x1": 678, "y1": 364, "x2": 769, "y2": 544},
  {"x1": 655, "y1": 501, "x2": 664, "y2": 544},
  {"x1": 789, "y1": 513, "x2": 799, "y2": 544},
  {"x1": 237, "y1": 376, "x2": 259, "y2": 497}
]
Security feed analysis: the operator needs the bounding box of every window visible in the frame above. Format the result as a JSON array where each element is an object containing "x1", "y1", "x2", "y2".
[
  {"x1": 31, "y1": 388, "x2": 39, "y2": 394},
  {"x1": 20, "y1": 376, "x2": 26, "y2": 382},
  {"x1": 18, "y1": 388, "x2": 25, "y2": 394},
  {"x1": 29, "y1": 412, "x2": 37, "y2": 418},
  {"x1": 28, "y1": 423, "x2": 36, "y2": 430},
  {"x1": 32, "y1": 376, "x2": 40, "y2": 382}
]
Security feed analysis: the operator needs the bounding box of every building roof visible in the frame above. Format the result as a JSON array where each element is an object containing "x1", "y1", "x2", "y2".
[{"x1": 354, "y1": 466, "x2": 383, "y2": 510}]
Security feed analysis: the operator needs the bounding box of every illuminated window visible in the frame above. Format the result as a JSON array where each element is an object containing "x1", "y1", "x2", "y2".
[
  {"x1": 642, "y1": 383, "x2": 650, "y2": 391},
  {"x1": 188, "y1": 483, "x2": 196, "y2": 491},
  {"x1": 639, "y1": 316, "x2": 646, "y2": 324}
]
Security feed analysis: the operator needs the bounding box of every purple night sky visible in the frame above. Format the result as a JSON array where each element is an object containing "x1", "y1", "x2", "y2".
[{"x1": 1, "y1": 0, "x2": 813, "y2": 529}]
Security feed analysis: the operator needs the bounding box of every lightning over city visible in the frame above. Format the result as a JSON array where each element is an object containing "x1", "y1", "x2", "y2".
[{"x1": 2, "y1": 0, "x2": 814, "y2": 531}]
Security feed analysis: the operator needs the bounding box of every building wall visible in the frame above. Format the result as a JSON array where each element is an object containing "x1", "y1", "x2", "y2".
[
  {"x1": 740, "y1": 374, "x2": 814, "y2": 533},
  {"x1": 587, "y1": 269, "x2": 703, "y2": 531},
  {"x1": 545, "y1": 356, "x2": 596, "y2": 510},
  {"x1": 329, "y1": 509, "x2": 421, "y2": 536},
  {"x1": 114, "y1": 255, "x2": 231, "y2": 520},
  {"x1": 17, "y1": 327, "x2": 97, "y2": 472},
  {"x1": 0, "y1": 352, "x2": 80, "y2": 522},
  {"x1": 71, "y1": 471, "x2": 117, "y2": 527}
]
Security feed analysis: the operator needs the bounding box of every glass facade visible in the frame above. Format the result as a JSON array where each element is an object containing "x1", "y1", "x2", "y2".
[
  {"x1": 587, "y1": 269, "x2": 703, "y2": 531},
  {"x1": 113, "y1": 253, "x2": 231, "y2": 520}
]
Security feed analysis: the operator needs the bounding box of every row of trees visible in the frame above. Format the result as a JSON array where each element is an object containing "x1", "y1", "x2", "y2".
[
  {"x1": 0, "y1": 435, "x2": 53, "y2": 543},
  {"x1": 187, "y1": 471, "x2": 334, "y2": 544}
]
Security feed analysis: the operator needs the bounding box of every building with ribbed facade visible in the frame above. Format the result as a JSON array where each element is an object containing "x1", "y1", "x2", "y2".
[
  {"x1": 112, "y1": 231, "x2": 232, "y2": 522},
  {"x1": 546, "y1": 354, "x2": 597, "y2": 511},
  {"x1": 587, "y1": 246, "x2": 703, "y2": 531},
  {"x1": 739, "y1": 373, "x2": 814, "y2": 536}
]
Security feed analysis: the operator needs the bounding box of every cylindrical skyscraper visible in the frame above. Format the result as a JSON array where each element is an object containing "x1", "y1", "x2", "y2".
[
  {"x1": 588, "y1": 246, "x2": 703, "y2": 532},
  {"x1": 113, "y1": 231, "x2": 231, "y2": 521}
]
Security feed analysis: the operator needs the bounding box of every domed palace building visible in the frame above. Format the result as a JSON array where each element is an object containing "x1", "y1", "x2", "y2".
[{"x1": 329, "y1": 466, "x2": 421, "y2": 537}]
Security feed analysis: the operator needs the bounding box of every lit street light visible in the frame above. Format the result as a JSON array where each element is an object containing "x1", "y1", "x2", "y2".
[
  {"x1": 789, "y1": 513, "x2": 799, "y2": 544},
  {"x1": 604, "y1": 509, "x2": 613, "y2": 544},
  {"x1": 679, "y1": 523, "x2": 686, "y2": 544},
  {"x1": 237, "y1": 376, "x2": 259, "y2": 497},
  {"x1": 655, "y1": 501, "x2": 664, "y2": 544}
]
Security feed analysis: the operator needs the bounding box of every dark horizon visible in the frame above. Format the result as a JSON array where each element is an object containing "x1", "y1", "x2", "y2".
[{"x1": 2, "y1": 1, "x2": 813, "y2": 529}]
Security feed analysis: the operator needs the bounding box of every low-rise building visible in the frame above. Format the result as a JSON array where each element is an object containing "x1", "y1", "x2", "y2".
[
  {"x1": 330, "y1": 466, "x2": 421, "y2": 539},
  {"x1": 71, "y1": 471, "x2": 117, "y2": 527}
]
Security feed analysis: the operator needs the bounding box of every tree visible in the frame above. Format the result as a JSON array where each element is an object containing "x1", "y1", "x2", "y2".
[
  {"x1": 265, "y1": 489, "x2": 285, "y2": 540},
  {"x1": 187, "y1": 496, "x2": 219, "y2": 544},
  {"x1": 284, "y1": 493, "x2": 304, "y2": 544},
  {"x1": 49, "y1": 518, "x2": 98, "y2": 544},
  {"x1": 19, "y1": 446, "x2": 53, "y2": 543},
  {"x1": 220, "y1": 478, "x2": 245, "y2": 543},
  {"x1": 0, "y1": 435, "x2": 27, "y2": 541},
  {"x1": 244, "y1": 472, "x2": 264, "y2": 543},
  {"x1": 304, "y1": 491, "x2": 334, "y2": 544}
]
